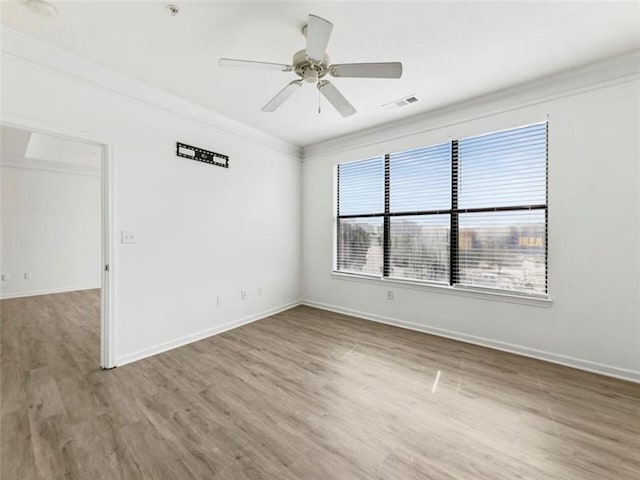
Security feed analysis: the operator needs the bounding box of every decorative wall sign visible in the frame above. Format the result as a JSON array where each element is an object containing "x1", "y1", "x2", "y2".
[{"x1": 176, "y1": 142, "x2": 229, "y2": 168}]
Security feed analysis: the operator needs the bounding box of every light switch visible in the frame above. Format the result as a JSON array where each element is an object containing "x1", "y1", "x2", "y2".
[{"x1": 121, "y1": 230, "x2": 137, "y2": 244}]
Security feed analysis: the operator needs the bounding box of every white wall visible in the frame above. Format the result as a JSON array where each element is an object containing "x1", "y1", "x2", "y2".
[
  {"x1": 302, "y1": 60, "x2": 640, "y2": 381},
  {"x1": 1, "y1": 30, "x2": 302, "y2": 365},
  {"x1": 1, "y1": 166, "x2": 101, "y2": 298},
  {"x1": 3, "y1": 28, "x2": 638, "y2": 382}
]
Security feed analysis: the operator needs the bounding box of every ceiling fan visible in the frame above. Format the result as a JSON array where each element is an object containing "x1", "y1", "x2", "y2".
[{"x1": 218, "y1": 14, "x2": 403, "y2": 118}]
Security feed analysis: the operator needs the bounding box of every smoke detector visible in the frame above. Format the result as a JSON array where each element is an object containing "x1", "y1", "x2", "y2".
[{"x1": 28, "y1": 0, "x2": 57, "y2": 18}]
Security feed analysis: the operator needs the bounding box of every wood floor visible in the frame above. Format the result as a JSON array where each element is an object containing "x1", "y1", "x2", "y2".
[{"x1": 1, "y1": 291, "x2": 639, "y2": 480}]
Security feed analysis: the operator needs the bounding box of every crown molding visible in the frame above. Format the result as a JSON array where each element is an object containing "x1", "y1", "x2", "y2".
[
  {"x1": 1, "y1": 26, "x2": 302, "y2": 160},
  {"x1": 302, "y1": 49, "x2": 640, "y2": 160},
  {"x1": 0, "y1": 161, "x2": 100, "y2": 177},
  {"x1": 1, "y1": 159, "x2": 100, "y2": 177}
]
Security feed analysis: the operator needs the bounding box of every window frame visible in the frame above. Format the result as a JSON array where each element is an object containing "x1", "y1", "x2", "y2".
[{"x1": 334, "y1": 122, "x2": 549, "y2": 299}]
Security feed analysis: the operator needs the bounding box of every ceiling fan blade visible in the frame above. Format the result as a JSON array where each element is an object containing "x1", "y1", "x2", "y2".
[
  {"x1": 330, "y1": 62, "x2": 403, "y2": 79},
  {"x1": 318, "y1": 80, "x2": 356, "y2": 117},
  {"x1": 218, "y1": 58, "x2": 292, "y2": 72},
  {"x1": 305, "y1": 14, "x2": 333, "y2": 62},
  {"x1": 262, "y1": 80, "x2": 303, "y2": 112}
]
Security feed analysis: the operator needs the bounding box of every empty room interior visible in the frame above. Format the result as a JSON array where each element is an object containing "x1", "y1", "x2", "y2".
[{"x1": 1, "y1": 1, "x2": 639, "y2": 479}]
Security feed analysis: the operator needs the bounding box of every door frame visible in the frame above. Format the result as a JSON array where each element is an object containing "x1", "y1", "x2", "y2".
[{"x1": 1, "y1": 114, "x2": 117, "y2": 368}]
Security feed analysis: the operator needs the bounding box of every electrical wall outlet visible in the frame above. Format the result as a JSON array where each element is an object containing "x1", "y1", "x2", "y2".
[
  {"x1": 240, "y1": 290, "x2": 247, "y2": 300},
  {"x1": 1, "y1": 274, "x2": 8, "y2": 281},
  {"x1": 216, "y1": 296, "x2": 222, "y2": 306},
  {"x1": 387, "y1": 290, "x2": 394, "y2": 300},
  {"x1": 121, "y1": 230, "x2": 136, "y2": 244},
  {"x1": 24, "y1": 272, "x2": 32, "y2": 280}
]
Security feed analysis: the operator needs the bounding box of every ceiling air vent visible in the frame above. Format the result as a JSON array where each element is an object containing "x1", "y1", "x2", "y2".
[{"x1": 382, "y1": 95, "x2": 420, "y2": 112}]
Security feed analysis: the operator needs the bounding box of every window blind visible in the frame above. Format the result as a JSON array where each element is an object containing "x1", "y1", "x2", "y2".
[
  {"x1": 335, "y1": 122, "x2": 548, "y2": 296},
  {"x1": 388, "y1": 143, "x2": 451, "y2": 283},
  {"x1": 336, "y1": 157, "x2": 384, "y2": 275},
  {"x1": 457, "y1": 123, "x2": 547, "y2": 293},
  {"x1": 389, "y1": 215, "x2": 450, "y2": 283},
  {"x1": 337, "y1": 217, "x2": 383, "y2": 275},
  {"x1": 458, "y1": 124, "x2": 547, "y2": 209},
  {"x1": 389, "y1": 143, "x2": 451, "y2": 212},
  {"x1": 338, "y1": 157, "x2": 384, "y2": 216}
]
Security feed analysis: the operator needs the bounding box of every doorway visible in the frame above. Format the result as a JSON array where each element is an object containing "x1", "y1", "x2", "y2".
[{"x1": 0, "y1": 122, "x2": 113, "y2": 368}]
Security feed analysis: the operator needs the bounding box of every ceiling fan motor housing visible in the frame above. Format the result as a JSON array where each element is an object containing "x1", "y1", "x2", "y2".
[{"x1": 292, "y1": 49, "x2": 330, "y2": 83}]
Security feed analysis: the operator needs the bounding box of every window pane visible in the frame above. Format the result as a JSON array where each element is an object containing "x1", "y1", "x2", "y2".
[
  {"x1": 458, "y1": 210, "x2": 546, "y2": 294},
  {"x1": 390, "y1": 143, "x2": 451, "y2": 212},
  {"x1": 459, "y1": 123, "x2": 547, "y2": 209},
  {"x1": 337, "y1": 217, "x2": 383, "y2": 276},
  {"x1": 338, "y1": 157, "x2": 384, "y2": 215},
  {"x1": 390, "y1": 215, "x2": 450, "y2": 283}
]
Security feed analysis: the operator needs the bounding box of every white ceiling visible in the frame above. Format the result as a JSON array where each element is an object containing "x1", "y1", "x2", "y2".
[{"x1": 1, "y1": 1, "x2": 638, "y2": 147}]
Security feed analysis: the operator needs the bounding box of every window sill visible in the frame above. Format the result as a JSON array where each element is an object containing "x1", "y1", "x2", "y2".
[{"x1": 330, "y1": 271, "x2": 552, "y2": 307}]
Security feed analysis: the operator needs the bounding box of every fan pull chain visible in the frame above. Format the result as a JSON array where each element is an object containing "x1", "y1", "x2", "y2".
[{"x1": 318, "y1": 83, "x2": 321, "y2": 114}]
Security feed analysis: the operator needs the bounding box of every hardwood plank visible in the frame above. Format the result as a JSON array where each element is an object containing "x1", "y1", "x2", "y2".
[
  {"x1": 26, "y1": 367, "x2": 67, "y2": 422},
  {"x1": 116, "y1": 418, "x2": 197, "y2": 480},
  {"x1": 1, "y1": 291, "x2": 639, "y2": 479},
  {"x1": 53, "y1": 414, "x2": 124, "y2": 480},
  {"x1": 28, "y1": 413, "x2": 74, "y2": 480},
  {"x1": 0, "y1": 407, "x2": 37, "y2": 479}
]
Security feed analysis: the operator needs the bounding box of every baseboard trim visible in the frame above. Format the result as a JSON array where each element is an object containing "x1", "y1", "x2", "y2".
[
  {"x1": 115, "y1": 300, "x2": 301, "y2": 367},
  {"x1": 0, "y1": 285, "x2": 101, "y2": 300},
  {"x1": 302, "y1": 300, "x2": 640, "y2": 384}
]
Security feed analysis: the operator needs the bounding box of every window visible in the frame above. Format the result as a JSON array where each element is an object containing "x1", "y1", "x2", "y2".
[
  {"x1": 388, "y1": 143, "x2": 451, "y2": 283},
  {"x1": 335, "y1": 122, "x2": 548, "y2": 296},
  {"x1": 336, "y1": 157, "x2": 384, "y2": 276}
]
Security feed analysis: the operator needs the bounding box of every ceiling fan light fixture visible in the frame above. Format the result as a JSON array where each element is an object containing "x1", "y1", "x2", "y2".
[{"x1": 303, "y1": 69, "x2": 319, "y2": 83}]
